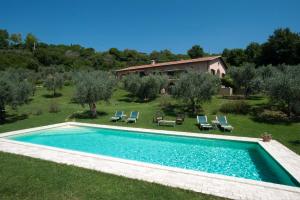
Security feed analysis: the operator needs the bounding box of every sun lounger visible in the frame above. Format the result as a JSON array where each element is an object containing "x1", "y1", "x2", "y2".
[
  {"x1": 111, "y1": 111, "x2": 124, "y2": 122},
  {"x1": 197, "y1": 115, "x2": 212, "y2": 130},
  {"x1": 127, "y1": 111, "x2": 139, "y2": 123},
  {"x1": 216, "y1": 115, "x2": 234, "y2": 131}
]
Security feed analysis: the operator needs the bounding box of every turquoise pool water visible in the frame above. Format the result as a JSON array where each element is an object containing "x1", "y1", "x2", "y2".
[{"x1": 9, "y1": 126, "x2": 299, "y2": 187}]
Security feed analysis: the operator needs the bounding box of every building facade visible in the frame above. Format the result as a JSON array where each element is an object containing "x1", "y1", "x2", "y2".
[{"x1": 115, "y1": 56, "x2": 227, "y2": 78}]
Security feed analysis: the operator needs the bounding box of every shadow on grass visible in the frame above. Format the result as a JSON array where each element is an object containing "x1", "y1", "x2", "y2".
[
  {"x1": 68, "y1": 110, "x2": 108, "y2": 119},
  {"x1": 289, "y1": 140, "x2": 300, "y2": 147},
  {"x1": 249, "y1": 116, "x2": 294, "y2": 125},
  {"x1": 118, "y1": 93, "x2": 156, "y2": 103},
  {"x1": 161, "y1": 103, "x2": 204, "y2": 118},
  {"x1": 219, "y1": 95, "x2": 264, "y2": 101},
  {"x1": 1, "y1": 113, "x2": 28, "y2": 124},
  {"x1": 42, "y1": 93, "x2": 62, "y2": 98}
]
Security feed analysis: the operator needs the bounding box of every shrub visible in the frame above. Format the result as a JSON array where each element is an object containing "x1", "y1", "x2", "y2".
[
  {"x1": 219, "y1": 101, "x2": 251, "y2": 114},
  {"x1": 32, "y1": 108, "x2": 43, "y2": 115},
  {"x1": 256, "y1": 110, "x2": 289, "y2": 122},
  {"x1": 221, "y1": 76, "x2": 234, "y2": 88},
  {"x1": 159, "y1": 94, "x2": 171, "y2": 108},
  {"x1": 64, "y1": 80, "x2": 72, "y2": 86},
  {"x1": 222, "y1": 95, "x2": 245, "y2": 100},
  {"x1": 49, "y1": 101, "x2": 60, "y2": 113}
]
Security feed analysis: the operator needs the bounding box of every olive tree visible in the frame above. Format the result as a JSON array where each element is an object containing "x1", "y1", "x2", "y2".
[
  {"x1": 123, "y1": 74, "x2": 168, "y2": 100},
  {"x1": 173, "y1": 71, "x2": 220, "y2": 113},
  {"x1": 73, "y1": 71, "x2": 116, "y2": 117},
  {"x1": 0, "y1": 71, "x2": 33, "y2": 123},
  {"x1": 265, "y1": 65, "x2": 300, "y2": 116},
  {"x1": 43, "y1": 72, "x2": 64, "y2": 97},
  {"x1": 229, "y1": 63, "x2": 262, "y2": 97}
]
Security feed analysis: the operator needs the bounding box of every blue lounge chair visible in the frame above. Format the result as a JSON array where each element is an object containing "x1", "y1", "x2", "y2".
[
  {"x1": 127, "y1": 111, "x2": 139, "y2": 123},
  {"x1": 197, "y1": 115, "x2": 212, "y2": 130},
  {"x1": 111, "y1": 111, "x2": 124, "y2": 122},
  {"x1": 216, "y1": 116, "x2": 234, "y2": 131}
]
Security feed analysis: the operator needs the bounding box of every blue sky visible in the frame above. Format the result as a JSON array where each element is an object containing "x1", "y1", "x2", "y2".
[{"x1": 1, "y1": 0, "x2": 300, "y2": 54}]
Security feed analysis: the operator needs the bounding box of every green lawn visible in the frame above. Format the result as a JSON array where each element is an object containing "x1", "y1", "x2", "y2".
[
  {"x1": 0, "y1": 86, "x2": 299, "y2": 200},
  {"x1": 0, "y1": 152, "x2": 224, "y2": 200},
  {"x1": 1, "y1": 86, "x2": 300, "y2": 154}
]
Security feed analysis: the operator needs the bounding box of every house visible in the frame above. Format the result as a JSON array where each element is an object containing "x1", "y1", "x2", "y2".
[{"x1": 115, "y1": 56, "x2": 227, "y2": 78}]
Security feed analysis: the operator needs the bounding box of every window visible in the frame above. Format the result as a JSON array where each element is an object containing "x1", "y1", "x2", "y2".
[
  {"x1": 211, "y1": 69, "x2": 215, "y2": 75},
  {"x1": 167, "y1": 71, "x2": 175, "y2": 76},
  {"x1": 139, "y1": 71, "x2": 146, "y2": 77}
]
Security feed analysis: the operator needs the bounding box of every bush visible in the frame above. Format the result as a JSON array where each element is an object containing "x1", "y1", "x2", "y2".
[
  {"x1": 64, "y1": 80, "x2": 72, "y2": 86},
  {"x1": 219, "y1": 101, "x2": 251, "y2": 114},
  {"x1": 256, "y1": 110, "x2": 289, "y2": 122},
  {"x1": 32, "y1": 108, "x2": 43, "y2": 115},
  {"x1": 159, "y1": 94, "x2": 172, "y2": 108},
  {"x1": 221, "y1": 76, "x2": 234, "y2": 88},
  {"x1": 222, "y1": 95, "x2": 245, "y2": 100},
  {"x1": 49, "y1": 101, "x2": 60, "y2": 113}
]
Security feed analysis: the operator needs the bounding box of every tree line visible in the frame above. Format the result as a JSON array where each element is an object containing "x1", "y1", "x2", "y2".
[
  {"x1": 1, "y1": 28, "x2": 299, "y2": 72},
  {"x1": 222, "y1": 28, "x2": 300, "y2": 67}
]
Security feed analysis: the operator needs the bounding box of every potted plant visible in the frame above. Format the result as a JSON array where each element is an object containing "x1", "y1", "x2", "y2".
[{"x1": 261, "y1": 132, "x2": 272, "y2": 142}]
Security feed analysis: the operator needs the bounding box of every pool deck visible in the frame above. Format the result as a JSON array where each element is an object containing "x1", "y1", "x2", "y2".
[{"x1": 0, "y1": 122, "x2": 300, "y2": 200}]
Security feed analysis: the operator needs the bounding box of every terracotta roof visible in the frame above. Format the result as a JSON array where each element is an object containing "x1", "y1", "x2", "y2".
[{"x1": 116, "y1": 56, "x2": 223, "y2": 72}]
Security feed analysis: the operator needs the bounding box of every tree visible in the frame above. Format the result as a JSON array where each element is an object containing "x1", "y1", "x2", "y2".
[
  {"x1": 173, "y1": 71, "x2": 220, "y2": 113},
  {"x1": 43, "y1": 72, "x2": 64, "y2": 96},
  {"x1": 261, "y1": 28, "x2": 300, "y2": 65},
  {"x1": 265, "y1": 65, "x2": 300, "y2": 117},
  {"x1": 222, "y1": 48, "x2": 247, "y2": 66},
  {"x1": 123, "y1": 74, "x2": 142, "y2": 96},
  {"x1": 73, "y1": 71, "x2": 115, "y2": 117},
  {"x1": 187, "y1": 45, "x2": 205, "y2": 59},
  {"x1": 149, "y1": 49, "x2": 177, "y2": 63},
  {"x1": 10, "y1": 33, "x2": 22, "y2": 47},
  {"x1": 245, "y1": 42, "x2": 262, "y2": 64},
  {"x1": 0, "y1": 29, "x2": 9, "y2": 49},
  {"x1": 0, "y1": 71, "x2": 33, "y2": 123},
  {"x1": 123, "y1": 74, "x2": 168, "y2": 101},
  {"x1": 25, "y1": 33, "x2": 38, "y2": 51},
  {"x1": 229, "y1": 64, "x2": 262, "y2": 97}
]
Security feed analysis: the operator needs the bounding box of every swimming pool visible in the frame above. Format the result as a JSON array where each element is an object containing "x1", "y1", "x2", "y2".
[{"x1": 7, "y1": 125, "x2": 299, "y2": 187}]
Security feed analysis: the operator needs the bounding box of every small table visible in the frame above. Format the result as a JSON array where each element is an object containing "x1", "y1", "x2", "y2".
[
  {"x1": 121, "y1": 114, "x2": 127, "y2": 122},
  {"x1": 158, "y1": 120, "x2": 176, "y2": 127},
  {"x1": 211, "y1": 120, "x2": 219, "y2": 130}
]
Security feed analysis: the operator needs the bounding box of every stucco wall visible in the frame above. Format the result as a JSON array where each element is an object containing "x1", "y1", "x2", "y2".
[{"x1": 208, "y1": 59, "x2": 226, "y2": 78}]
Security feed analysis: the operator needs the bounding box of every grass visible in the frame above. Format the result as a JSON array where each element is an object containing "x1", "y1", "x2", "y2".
[
  {"x1": 0, "y1": 85, "x2": 299, "y2": 200},
  {"x1": 0, "y1": 152, "x2": 224, "y2": 200},
  {"x1": 1, "y1": 86, "x2": 300, "y2": 154}
]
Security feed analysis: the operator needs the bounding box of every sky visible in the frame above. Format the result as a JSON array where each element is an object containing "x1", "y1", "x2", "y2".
[{"x1": 1, "y1": 0, "x2": 300, "y2": 54}]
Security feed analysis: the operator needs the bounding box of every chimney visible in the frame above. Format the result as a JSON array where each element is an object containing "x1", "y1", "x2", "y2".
[{"x1": 151, "y1": 60, "x2": 156, "y2": 65}]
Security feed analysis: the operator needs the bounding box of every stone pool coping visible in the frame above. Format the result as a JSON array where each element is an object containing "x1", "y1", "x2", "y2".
[{"x1": 0, "y1": 122, "x2": 300, "y2": 200}]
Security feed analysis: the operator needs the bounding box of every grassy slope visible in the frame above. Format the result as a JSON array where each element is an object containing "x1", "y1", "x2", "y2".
[{"x1": 1, "y1": 86, "x2": 300, "y2": 154}]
